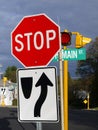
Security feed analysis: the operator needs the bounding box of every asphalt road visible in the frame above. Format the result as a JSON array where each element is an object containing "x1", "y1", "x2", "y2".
[
  {"x1": 0, "y1": 107, "x2": 98, "y2": 130},
  {"x1": 0, "y1": 107, "x2": 35, "y2": 130},
  {"x1": 69, "y1": 109, "x2": 98, "y2": 130},
  {"x1": 0, "y1": 107, "x2": 61, "y2": 130}
]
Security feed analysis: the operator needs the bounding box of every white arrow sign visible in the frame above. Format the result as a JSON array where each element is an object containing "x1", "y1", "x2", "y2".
[{"x1": 17, "y1": 67, "x2": 58, "y2": 122}]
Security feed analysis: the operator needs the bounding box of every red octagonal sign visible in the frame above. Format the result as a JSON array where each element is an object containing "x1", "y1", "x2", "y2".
[{"x1": 11, "y1": 13, "x2": 61, "y2": 67}]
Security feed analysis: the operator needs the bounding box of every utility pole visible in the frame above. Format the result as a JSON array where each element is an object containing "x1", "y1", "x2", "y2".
[{"x1": 87, "y1": 92, "x2": 90, "y2": 110}]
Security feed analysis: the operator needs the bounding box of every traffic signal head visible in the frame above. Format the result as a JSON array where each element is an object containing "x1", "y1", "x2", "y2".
[
  {"x1": 61, "y1": 32, "x2": 72, "y2": 46},
  {"x1": 75, "y1": 34, "x2": 92, "y2": 48},
  {"x1": 75, "y1": 34, "x2": 82, "y2": 48}
]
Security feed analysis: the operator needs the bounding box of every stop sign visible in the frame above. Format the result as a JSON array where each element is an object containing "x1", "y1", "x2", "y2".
[{"x1": 11, "y1": 14, "x2": 61, "y2": 67}]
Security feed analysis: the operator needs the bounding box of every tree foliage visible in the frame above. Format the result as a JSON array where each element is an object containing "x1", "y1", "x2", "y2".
[
  {"x1": 4, "y1": 66, "x2": 17, "y2": 83},
  {"x1": 76, "y1": 37, "x2": 98, "y2": 107}
]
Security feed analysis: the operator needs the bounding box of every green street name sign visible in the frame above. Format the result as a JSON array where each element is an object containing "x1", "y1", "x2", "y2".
[{"x1": 53, "y1": 48, "x2": 86, "y2": 61}]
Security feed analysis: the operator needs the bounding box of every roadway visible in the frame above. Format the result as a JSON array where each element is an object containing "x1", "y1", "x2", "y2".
[
  {"x1": 69, "y1": 109, "x2": 98, "y2": 130},
  {"x1": 0, "y1": 107, "x2": 98, "y2": 130}
]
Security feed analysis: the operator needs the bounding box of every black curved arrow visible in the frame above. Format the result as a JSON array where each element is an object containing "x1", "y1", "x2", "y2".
[{"x1": 34, "y1": 72, "x2": 53, "y2": 117}]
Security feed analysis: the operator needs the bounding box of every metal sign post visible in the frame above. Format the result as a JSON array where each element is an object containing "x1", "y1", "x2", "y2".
[
  {"x1": 59, "y1": 47, "x2": 68, "y2": 130},
  {"x1": 59, "y1": 49, "x2": 64, "y2": 130},
  {"x1": 63, "y1": 46, "x2": 68, "y2": 130},
  {"x1": 36, "y1": 122, "x2": 42, "y2": 130}
]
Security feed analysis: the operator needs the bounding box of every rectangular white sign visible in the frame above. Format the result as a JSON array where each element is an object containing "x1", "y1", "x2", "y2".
[{"x1": 17, "y1": 67, "x2": 58, "y2": 122}]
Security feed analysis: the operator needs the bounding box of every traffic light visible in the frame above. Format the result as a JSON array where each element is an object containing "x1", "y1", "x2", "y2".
[
  {"x1": 75, "y1": 33, "x2": 92, "y2": 48},
  {"x1": 61, "y1": 32, "x2": 72, "y2": 46}
]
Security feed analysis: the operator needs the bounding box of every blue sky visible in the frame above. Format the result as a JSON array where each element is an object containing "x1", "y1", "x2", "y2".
[{"x1": 0, "y1": 0, "x2": 98, "y2": 77}]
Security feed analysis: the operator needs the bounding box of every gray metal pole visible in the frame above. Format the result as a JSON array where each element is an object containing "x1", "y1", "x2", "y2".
[
  {"x1": 59, "y1": 50, "x2": 64, "y2": 130},
  {"x1": 36, "y1": 122, "x2": 42, "y2": 130}
]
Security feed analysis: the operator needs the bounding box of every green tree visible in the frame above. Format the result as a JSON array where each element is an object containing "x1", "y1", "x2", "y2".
[
  {"x1": 68, "y1": 78, "x2": 86, "y2": 108},
  {"x1": 76, "y1": 37, "x2": 98, "y2": 107},
  {"x1": 4, "y1": 66, "x2": 17, "y2": 83}
]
